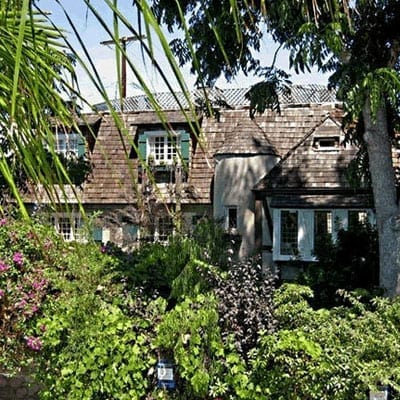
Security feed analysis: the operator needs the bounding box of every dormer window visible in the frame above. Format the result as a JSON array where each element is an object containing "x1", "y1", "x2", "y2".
[
  {"x1": 54, "y1": 132, "x2": 85, "y2": 158},
  {"x1": 137, "y1": 128, "x2": 191, "y2": 183},
  {"x1": 147, "y1": 132, "x2": 179, "y2": 165},
  {"x1": 313, "y1": 136, "x2": 340, "y2": 151}
]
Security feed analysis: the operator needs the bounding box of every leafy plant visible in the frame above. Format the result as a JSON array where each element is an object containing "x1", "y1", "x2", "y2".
[
  {"x1": 251, "y1": 285, "x2": 400, "y2": 400},
  {"x1": 0, "y1": 215, "x2": 63, "y2": 372},
  {"x1": 207, "y1": 255, "x2": 276, "y2": 360},
  {"x1": 299, "y1": 222, "x2": 380, "y2": 308}
]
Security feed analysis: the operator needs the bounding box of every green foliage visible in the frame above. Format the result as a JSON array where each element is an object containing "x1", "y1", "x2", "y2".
[
  {"x1": 155, "y1": 293, "x2": 254, "y2": 399},
  {"x1": 251, "y1": 285, "x2": 400, "y2": 399},
  {"x1": 191, "y1": 217, "x2": 233, "y2": 268},
  {"x1": 33, "y1": 235, "x2": 164, "y2": 399},
  {"x1": 299, "y1": 222, "x2": 380, "y2": 308},
  {"x1": 119, "y1": 235, "x2": 193, "y2": 298},
  {"x1": 0, "y1": 215, "x2": 66, "y2": 372},
  {"x1": 45, "y1": 151, "x2": 92, "y2": 186},
  {"x1": 5, "y1": 215, "x2": 400, "y2": 400},
  {"x1": 155, "y1": 294, "x2": 222, "y2": 398}
]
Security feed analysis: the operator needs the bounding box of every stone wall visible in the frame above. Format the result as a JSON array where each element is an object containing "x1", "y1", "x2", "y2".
[{"x1": 0, "y1": 374, "x2": 39, "y2": 400}]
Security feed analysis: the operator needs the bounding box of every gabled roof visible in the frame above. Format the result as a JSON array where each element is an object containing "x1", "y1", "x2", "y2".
[
  {"x1": 215, "y1": 118, "x2": 277, "y2": 156},
  {"x1": 255, "y1": 115, "x2": 360, "y2": 191},
  {"x1": 94, "y1": 85, "x2": 337, "y2": 112}
]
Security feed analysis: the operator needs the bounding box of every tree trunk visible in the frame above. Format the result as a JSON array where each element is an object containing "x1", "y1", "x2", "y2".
[{"x1": 363, "y1": 99, "x2": 400, "y2": 296}]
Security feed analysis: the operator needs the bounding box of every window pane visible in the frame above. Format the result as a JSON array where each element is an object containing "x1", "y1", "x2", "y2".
[
  {"x1": 280, "y1": 210, "x2": 298, "y2": 255},
  {"x1": 56, "y1": 133, "x2": 79, "y2": 157},
  {"x1": 148, "y1": 134, "x2": 178, "y2": 164},
  {"x1": 154, "y1": 136, "x2": 164, "y2": 162},
  {"x1": 314, "y1": 211, "x2": 332, "y2": 237},
  {"x1": 59, "y1": 217, "x2": 71, "y2": 241},
  {"x1": 166, "y1": 137, "x2": 176, "y2": 161},
  {"x1": 349, "y1": 210, "x2": 368, "y2": 229}
]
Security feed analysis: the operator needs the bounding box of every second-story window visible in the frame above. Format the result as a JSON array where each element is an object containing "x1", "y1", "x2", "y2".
[
  {"x1": 148, "y1": 134, "x2": 178, "y2": 165},
  {"x1": 137, "y1": 129, "x2": 191, "y2": 183},
  {"x1": 56, "y1": 132, "x2": 81, "y2": 157}
]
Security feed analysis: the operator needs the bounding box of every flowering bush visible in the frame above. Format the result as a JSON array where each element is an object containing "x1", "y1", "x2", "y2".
[{"x1": 0, "y1": 216, "x2": 61, "y2": 372}]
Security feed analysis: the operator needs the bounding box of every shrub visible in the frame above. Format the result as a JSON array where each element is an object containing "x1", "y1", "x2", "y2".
[
  {"x1": 251, "y1": 284, "x2": 400, "y2": 399},
  {"x1": 33, "y1": 240, "x2": 164, "y2": 399},
  {"x1": 0, "y1": 216, "x2": 64, "y2": 372},
  {"x1": 207, "y1": 256, "x2": 276, "y2": 360},
  {"x1": 299, "y1": 222, "x2": 380, "y2": 308}
]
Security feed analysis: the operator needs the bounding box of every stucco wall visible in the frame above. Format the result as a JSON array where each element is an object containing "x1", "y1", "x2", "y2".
[{"x1": 213, "y1": 154, "x2": 278, "y2": 258}]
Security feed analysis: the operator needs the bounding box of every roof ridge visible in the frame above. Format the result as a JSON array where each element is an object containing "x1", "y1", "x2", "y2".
[{"x1": 94, "y1": 85, "x2": 337, "y2": 112}]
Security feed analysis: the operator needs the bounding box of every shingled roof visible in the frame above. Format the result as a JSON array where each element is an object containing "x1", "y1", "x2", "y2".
[
  {"x1": 215, "y1": 118, "x2": 277, "y2": 156},
  {"x1": 94, "y1": 85, "x2": 337, "y2": 112},
  {"x1": 253, "y1": 114, "x2": 374, "y2": 208}
]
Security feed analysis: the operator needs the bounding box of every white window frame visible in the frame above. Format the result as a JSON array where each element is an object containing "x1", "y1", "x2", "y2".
[
  {"x1": 51, "y1": 213, "x2": 82, "y2": 242},
  {"x1": 146, "y1": 130, "x2": 184, "y2": 166},
  {"x1": 273, "y1": 208, "x2": 375, "y2": 262},
  {"x1": 55, "y1": 132, "x2": 80, "y2": 157},
  {"x1": 312, "y1": 136, "x2": 340, "y2": 152}
]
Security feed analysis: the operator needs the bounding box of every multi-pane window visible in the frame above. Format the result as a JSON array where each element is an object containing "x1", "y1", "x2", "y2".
[
  {"x1": 56, "y1": 132, "x2": 80, "y2": 157},
  {"x1": 314, "y1": 210, "x2": 332, "y2": 238},
  {"x1": 137, "y1": 129, "x2": 190, "y2": 184},
  {"x1": 280, "y1": 210, "x2": 298, "y2": 256},
  {"x1": 158, "y1": 216, "x2": 174, "y2": 242},
  {"x1": 51, "y1": 214, "x2": 82, "y2": 241},
  {"x1": 274, "y1": 208, "x2": 374, "y2": 261},
  {"x1": 148, "y1": 135, "x2": 178, "y2": 165}
]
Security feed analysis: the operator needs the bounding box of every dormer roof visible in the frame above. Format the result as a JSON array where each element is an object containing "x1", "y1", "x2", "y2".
[{"x1": 255, "y1": 115, "x2": 360, "y2": 191}]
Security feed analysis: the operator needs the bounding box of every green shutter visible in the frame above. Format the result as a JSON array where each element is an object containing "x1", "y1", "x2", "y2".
[
  {"x1": 77, "y1": 134, "x2": 86, "y2": 157},
  {"x1": 180, "y1": 131, "x2": 190, "y2": 166},
  {"x1": 138, "y1": 132, "x2": 147, "y2": 161},
  {"x1": 92, "y1": 226, "x2": 102, "y2": 242}
]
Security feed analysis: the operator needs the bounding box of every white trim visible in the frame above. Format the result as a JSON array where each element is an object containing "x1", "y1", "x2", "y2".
[
  {"x1": 51, "y1": 212, "x2": 82, "y2": 242},
  {"x1": 145, "y1": 130, "x2": 184, "y2": 166},
  {"x1": 55, "y1": 132, "x2": 79, "y2": 157},
  {"x1": 273, "y1": 208, "x2": 375, "y2": 262}
]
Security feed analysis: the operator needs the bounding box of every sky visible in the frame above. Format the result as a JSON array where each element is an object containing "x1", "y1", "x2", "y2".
[{"x1": 36, "y1": 0, "x2": 329, "y2": 109}]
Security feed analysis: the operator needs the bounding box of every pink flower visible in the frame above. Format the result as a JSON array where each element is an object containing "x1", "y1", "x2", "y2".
[
  {"x1": 0, "y1": 262, "x2": 9, "y2": 273},
  {"x1": 0, "y1": 218, "x2": 7, "y2": 226},
  {"x1": 32, "y1": 279, "x2": 47, "y2": 291},
  {"x1": 0, "y1": 289, "x2": 4, "y2": 298},
  {"x1": 25, "y1": 336, "x2": 42, "y2": 352},
  {"x1": 12, "y1": 252, "x2": 23, "y2": 266},
  {"x1": 31, "y1": 304, "x2": 39, "y2": 313},
  {"x1": 17, "y1": 299, "x2": 27, "y2": 309}
]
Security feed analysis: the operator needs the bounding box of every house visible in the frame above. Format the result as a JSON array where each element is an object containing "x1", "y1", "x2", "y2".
[{"x1": 25, "y1": 85, "x2": 380, "y2": 278}]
